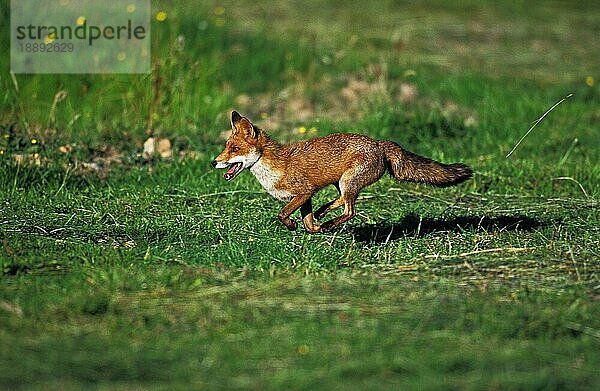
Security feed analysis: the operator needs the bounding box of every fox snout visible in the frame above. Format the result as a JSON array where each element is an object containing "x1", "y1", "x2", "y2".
[{"x1": 212, "y1": 155, "x2": 246, "y2": 181}]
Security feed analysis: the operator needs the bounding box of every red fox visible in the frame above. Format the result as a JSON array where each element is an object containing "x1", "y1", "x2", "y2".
[{"x1": 212, "y1": 111, "x2": 472, "y2": 233}]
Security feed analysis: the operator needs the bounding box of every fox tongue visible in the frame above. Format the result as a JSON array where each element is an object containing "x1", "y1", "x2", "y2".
[{"x1": 224, "y1": 162, "x2": 242, "y2": 180}]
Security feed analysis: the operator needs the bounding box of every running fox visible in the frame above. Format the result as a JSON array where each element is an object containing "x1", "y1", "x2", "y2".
[{"x1": 212, "y1": 111, "x2": 472, "y2": 233}]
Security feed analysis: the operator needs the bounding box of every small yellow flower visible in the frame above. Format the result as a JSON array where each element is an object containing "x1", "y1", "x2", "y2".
[
  {"x1": 214, "y1": 6, "x2": 225, "y2": 15},
  {"x1": 44, "y1": 33, "x2": 56, "y2": 44},
  {"x1": 0, "y1": 150, "x2": 4, "y2": 155},
  {"x1": 260, "y1": 112, "x2": 268, "y2": 119},
  {"x1": 76, "y1": 16, "x2": 86, "y2": 26},
  {"x1": 298, "y1": 126, "x2": 306, "y2": 134},
  {"x1": 309, "y1": 127, "x2": 317, "y2": 134},
  {"x1": 2, "y1": 134, "x2": 8, "y2": 138},
  {"x1": 127, "y1": 4, "x2": 136, "y2": 13},
  {"x1": 117, "y1": 51, "x2": 126, "y2": 61},
  {"x1": 215, "y1": 17, "x2": 225, "y2": 27},
  {"x1": 31, "y1": 139, "x2": 38, "y2": 144},
  {"x1": 585, "y1": 76, "x2": 594, "y2": 87},
  {"x1": 297, "y1": 345, "x2": 310, "y2": 355},
  {"x1": 156, "y1": 11, "x2": 167, "y2": 22}
]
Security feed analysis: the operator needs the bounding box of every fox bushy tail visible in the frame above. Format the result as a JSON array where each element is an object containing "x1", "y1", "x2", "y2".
[{"x1": 379, "y1": 141, "x2": 472, "y2": 187}]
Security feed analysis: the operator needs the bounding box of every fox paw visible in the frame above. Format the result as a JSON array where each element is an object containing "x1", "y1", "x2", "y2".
[
  {"x1": 305, "y1": 224, "x2": 322, "y2": 234},
  {"x1": 284, "y1": 220, "x2": 298, "y2": 231},
  {"x1": 320, "y1": 222, "x2": 337, "y2": 233},
  {"x1": 278, "y1": 215, "x2": 297, "y2": 231}
]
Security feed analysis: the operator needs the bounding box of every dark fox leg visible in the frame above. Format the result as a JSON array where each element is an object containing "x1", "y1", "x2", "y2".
[
  {"x1": 315, "y1": 197, "x2": 344, "y2": 220},
  {"x1": 278, "y1": 194, "x2": 313, "y2": 230},
  {"x1": 300, "y1": 198, "x2": 322, "y2": 233},
  {"x1": 315, "y1": 183, "x2": 342, "y2": 220}
]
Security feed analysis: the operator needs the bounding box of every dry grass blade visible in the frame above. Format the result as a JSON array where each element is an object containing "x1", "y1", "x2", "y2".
[
  {"x1": 552, "y1": 177, "x2": 590, "y2": 198},
  {"x1": 10, "y1": 71, "x2": 19, "y2": 93},
  {"x1": 421, "y1": 247, "x2": 535, "y2": 260},
  {"x1": 506, "y1": 93, "x2": 573, "y2": 158}
]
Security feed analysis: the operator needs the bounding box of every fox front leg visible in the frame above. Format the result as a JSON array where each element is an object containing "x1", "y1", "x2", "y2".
[
  {"x1": 277, "y1": 194, "x2": 312, "y2": 231},
  {"x1": 300, "y1": 198, "x2": 322, "y2": 233}
]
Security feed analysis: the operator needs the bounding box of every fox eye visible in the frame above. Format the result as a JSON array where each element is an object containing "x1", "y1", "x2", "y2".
[{"x1": 231, "y1": 146, "x2": 240, "y2": 152}]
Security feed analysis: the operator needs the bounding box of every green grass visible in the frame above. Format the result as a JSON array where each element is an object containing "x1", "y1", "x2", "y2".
[{"x1": 1, "y1": 0, "x2": 599, "y2": 389}]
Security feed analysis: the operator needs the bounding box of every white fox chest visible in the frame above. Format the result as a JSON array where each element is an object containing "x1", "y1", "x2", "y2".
[{"x1": 250, "y1": 160, "x2": 293, "y2": 201}]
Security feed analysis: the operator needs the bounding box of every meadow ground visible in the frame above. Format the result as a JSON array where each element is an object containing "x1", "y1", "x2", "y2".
[{"x1": 1, "y1": 0, "x2": 599, "y2": 389}]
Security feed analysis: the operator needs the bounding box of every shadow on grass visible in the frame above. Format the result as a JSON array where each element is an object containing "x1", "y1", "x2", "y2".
[{"x1": 351, "y1": 214, "x2": 544, "y2": 244}]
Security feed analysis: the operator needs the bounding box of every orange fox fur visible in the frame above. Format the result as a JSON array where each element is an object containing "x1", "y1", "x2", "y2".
[{"x1": 212, "y1": 111, "x2": 472, "y2": 233}]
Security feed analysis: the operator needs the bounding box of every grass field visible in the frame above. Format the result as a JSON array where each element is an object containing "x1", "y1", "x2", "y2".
[{"x1": 1, "y1": 0, "x2": 599, "y2": 389}]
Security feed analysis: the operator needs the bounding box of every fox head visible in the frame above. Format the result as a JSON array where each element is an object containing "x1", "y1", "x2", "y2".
[{"x1": 212, "y1": 111, "x2": 261, "y2": 181}]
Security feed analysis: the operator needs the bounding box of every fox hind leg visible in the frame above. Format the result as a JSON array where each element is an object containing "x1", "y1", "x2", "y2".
[
  {"x1": 319, "y1": 163, "x2": 384, "y2": 232},
  {"x1": 320, "y1": 194, "x2": 357, "y2": 233},
  {"x1": 320, "y1": 176, "x2": 358, "y2": 232}
]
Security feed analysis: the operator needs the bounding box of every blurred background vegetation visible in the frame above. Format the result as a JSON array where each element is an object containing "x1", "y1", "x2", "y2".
[{"x1": 1, "y1": 0, "x2": 599, "y2": 180}]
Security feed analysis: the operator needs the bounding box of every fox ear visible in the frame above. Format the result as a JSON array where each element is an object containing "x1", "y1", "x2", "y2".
[
  {"x1": 231, "y1": 110, "x2": 257, "y2": 138},
  {"x1": 231, "y1": 111, "x2": 242, "y2": 128}
]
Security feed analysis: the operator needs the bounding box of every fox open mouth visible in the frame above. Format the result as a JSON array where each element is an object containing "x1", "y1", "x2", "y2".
[{"x1": 224, "y1": 162, "x2": 243, "y2": 181}]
